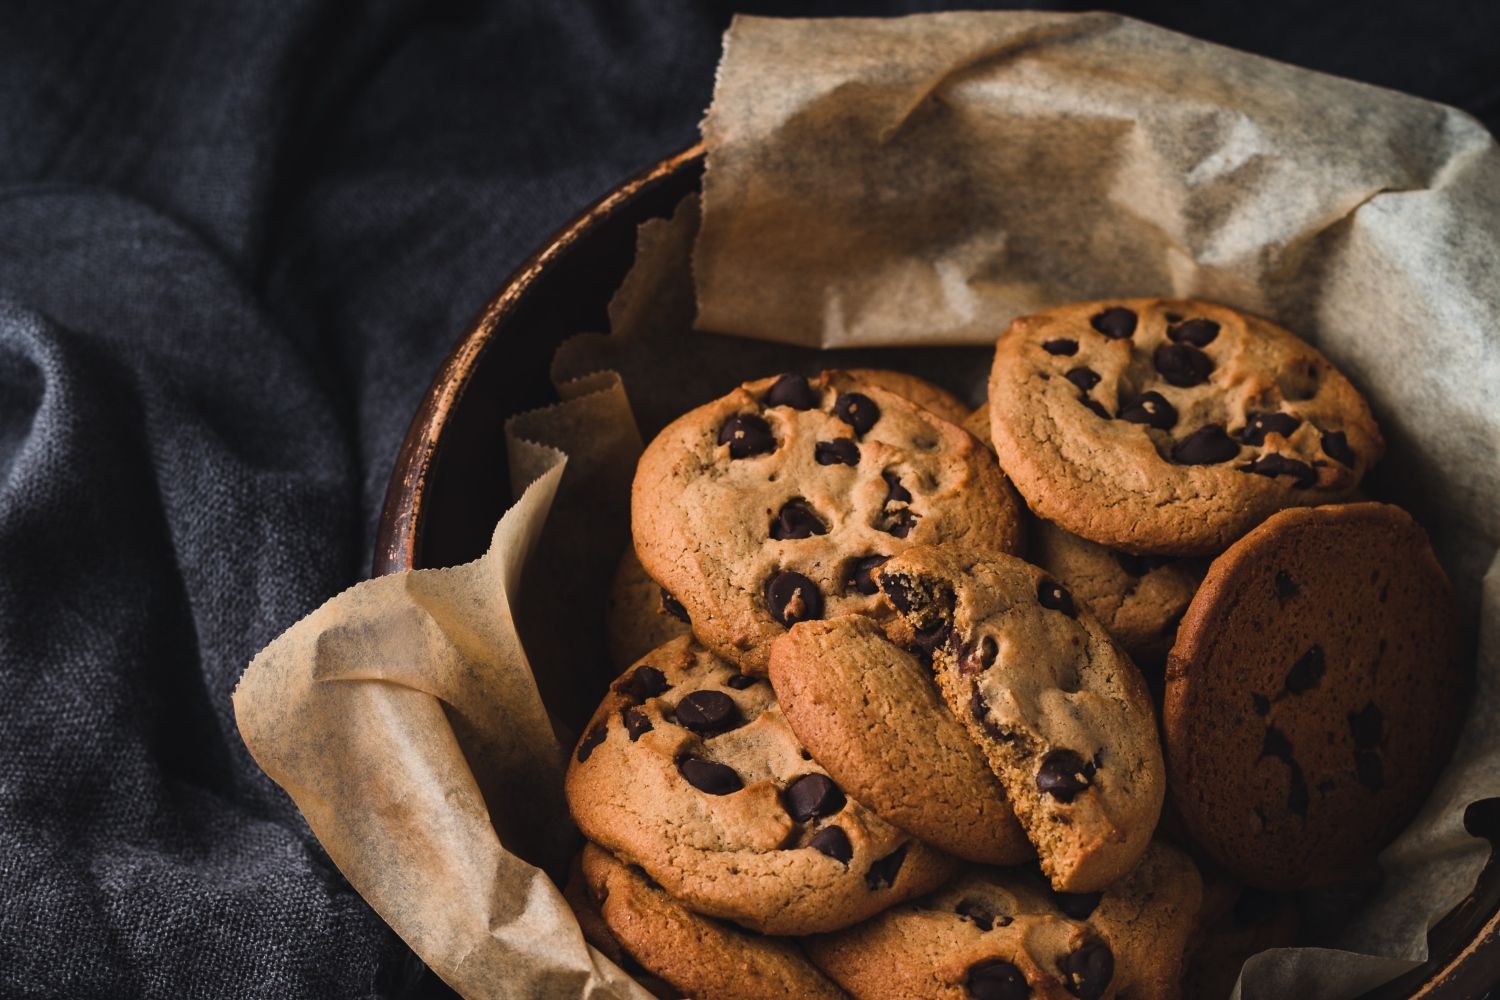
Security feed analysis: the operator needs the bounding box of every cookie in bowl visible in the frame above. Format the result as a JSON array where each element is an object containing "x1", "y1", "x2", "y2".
[
  {"x1": 1163, "y1": 502, "x2": 1464, "y2": 889},
  {"x1": 633, "y1": 370, "x2": 1025, "y2": 674},
  {"x1": 873, "y1": 546, "x2": 1165, "y2": 892},
  {"x1": 986, "y1": 299, "x2": 1382, "y2": 555},
  {"x1": 566, "y1": 635, "x2": 958, "y2": 935}
]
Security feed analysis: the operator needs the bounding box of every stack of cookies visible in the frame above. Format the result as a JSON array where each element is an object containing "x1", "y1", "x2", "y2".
[{"x1": 567, "y1": 299, "x2": 1466, "y2": 999}]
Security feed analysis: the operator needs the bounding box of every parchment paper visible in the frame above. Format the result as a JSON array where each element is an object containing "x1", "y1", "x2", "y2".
[{"x1": 236, "y1": 11, "x2": 1500, "y2": 1000}]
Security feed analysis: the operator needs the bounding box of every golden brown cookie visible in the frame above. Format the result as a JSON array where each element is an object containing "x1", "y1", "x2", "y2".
[
  {"x1": 633, "y1": 370, "x2": 1025, "y2": 675},
  {"x1": 803, "y1": 840, "x2": 1203, "y2": 1000},
  {"x1": 1164, "y1": 502, "x2": 1464, "y2": 889},
  {"x1": 566, "y1": 636, "x2": 958, "y2": 935},
  {"x1": 874, "y1": 546, "x2": 1164, "y2": 891},
  {"x1": 769, "y1": 614, "x2": 1032, "y2": 865},
  {"x1": 605, "y1": 546, "x2": 693, "y2": 673},
  {"x1": 1029, "y1": 519, "x2": 1205, "y2": 670},
  {"x1": 575, "y1": 844, "x2": 850, "y2": 1000},
  {"x1": 987, "y1": 298, "x2": 1383, "y2": 555}
]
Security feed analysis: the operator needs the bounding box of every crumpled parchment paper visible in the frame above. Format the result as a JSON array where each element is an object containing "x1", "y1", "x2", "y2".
[{"x1": 236, "y1": 11, "x2": 1500, "y2": 1000}]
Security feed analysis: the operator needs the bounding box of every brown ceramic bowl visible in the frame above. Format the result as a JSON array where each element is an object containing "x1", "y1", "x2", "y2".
[{"x1": 374, "y1": 146, "x2": 1500, "y2": 998}]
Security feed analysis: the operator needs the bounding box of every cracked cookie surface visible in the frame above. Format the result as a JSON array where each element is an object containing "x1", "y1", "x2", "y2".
[
  {"x1": 803, "y1": 840, "x2": 1202, "y2": 1000},
  {"x1": 769, "y1": 615, "x2": 1032, "y2": 865},
  {"x1": 874, "y1": 546, "x2": 1164, "y2": 891},
  {"x1": 566, "y1": 635, "x2": 958, "y2": 935},
  {"x1": 633, "y1": 370, "x2": 1024, "y2": 674},
  {"x1": 987, "y1": 298, "x2": 1383, "y2": 555},
  {"x1": 573, "y1": 844, "x2": 850, "y2": 1000},
  {"x1": 1164, "y1": 502, "x2": 1464, "y2": 889}
]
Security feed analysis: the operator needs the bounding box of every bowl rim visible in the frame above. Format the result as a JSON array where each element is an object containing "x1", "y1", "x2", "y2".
[
  {"x1": 372, "y1": 144, "x2": 1500, "y2": 998},
  {"x1": 372, "y1": 141, "x2": 705, "y2": 577}
]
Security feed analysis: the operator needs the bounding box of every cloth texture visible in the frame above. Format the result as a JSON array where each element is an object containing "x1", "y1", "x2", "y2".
[{"x1": 0, "y1": 1, "x2": 1495, "y2": 997}]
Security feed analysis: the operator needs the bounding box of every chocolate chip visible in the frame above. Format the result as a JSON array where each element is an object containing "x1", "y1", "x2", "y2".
[
  {"x1": 912, "y1": 620, "x2": 952, "y2": 658},
  {"x1": 878, "y1": 573, "x2": 917, "y2": 613},
  {"x1": 764, "y1": 571, "x2": 824, "y2": 628},
  {"x1": 882, "y1": 469, "x2": 913, "y2": 504},
  {"x1": 1063, "y1": 940, "x2": 1114, "y2": 1000},
  {"x1": 675, "y1": 690, "x2": 741, "y2": 735},
  {"x1": 1288, "y1": 760, "x2": 1310, "y2": 818},
  {"x1": 771, "y1": 499, "x2": 829, "y2": 541},
  {"x1": 1080, "y1": 397, "x2": 1111, "y2": 420},
  {"x1": 1037, "y1": 580, "x2": 1077, "y2": 617},
  {"x1": 1355, "y1": 750, "x2": 1385, "y2": 791},
  {"x1": 1115, "y1": 551, "x2": 1172, "y2": 576},
  {"x1": 1322, "y1": 430, "x2": 1357, "y2": 468},
  {"x1": 882, "y1": 509, "x2": 917, "y2": 538},
  {"x1": 1037, "y1": 748, "x2": 1093, "y2": 803},
  {"x1": 1168, "y1": 317, "x2": 1221, "y2": 347},
  {"x1": 1252, "y1": 693, "x2": 1271, "y2": 716},
  {"x1": 1065, "y1": 367, "x2": 1101, "y2": 392},
  {"x1": 1171, "y1": 424, "x2": 1239, "y2": 465},
  {"x1": 659, "y1": 589, "x2": 690, "y2": 623},
  {"x1": 576, "y1": 723, "x2": 607, "y2": 763},
  {"x1": 961, "y1": 635, "x2": 999, "y2": 675},
  {"x1": 809, "y1": 826, "x2": 852, "y2": 863},
  {"x1": 725, "y1": 673, "x2": 757, "y2": 690},
  {"x1": 955, "y1": 899, "x2": 1003, "y2": 931},
  {"x1": 677, "y1": 755, "x2": 743, "y2": 795},
  {"x1": 1043, "y1": 338, "x2": 1079, "y2": 355},
  {"x1": 1240, "y1": 411, "x2": 1301, "y2": 446},
  {"x1": 965, "y1": 958, "x2": 1029, "y2": 1000},
  {"x1": 1241, "y1": 454, "x2": 1316, "y2": 488},
  {"x1": 1117, "y1": 390, "x2": 1177, "y2": 430},
  {"x1": 815, "y1": 438, "x2": 860, "y2": 466},
  {"x1": 1274, "y1": 570, "x2": 1299, "y2": 601},
  {"x1": 970, "y1": 687, "x2": 1010, "y2": 741},
  {"x1": 764, "y1": 373, "x2": 817, "y2": 410},
  {"x1": 845, "y1": 555, "x2": 890, "y2": 596},
  {"x1": 614, "y1": 665, "x2": 670, "y2": 702},
  {"x1": 1285, "y1": 645, "x2": 1325, "y2": 695},
  {"x1": 1261, "y1": 726, "x2": 1293, "y2": 762},
  {"x1": 865, "y1": 846, "x2": 908, "y2": 889},
  {"x1": 622, "y1": 707, "x2": 652, "y2": 741},
  {"x1": 1090, "y1": 307, "x2": 1137, "y2": 339},
  {"x1": 717, "y1": 414, "x2": 775, "y2": 458},
  {"x1": 1052, "y1": 890, "x2": 1102, "y2": 920},
  {"x1": 833, "y1": 392, "x2": 880, "y2": 435},
  {"x1": 1349, "y1": 703, "x2": 1384, "y2": 749},
  {"x1": 1153, "y1": 342, "x2": 1215, "y2": 387},
  {"x1": 784, "y1": 773, "x2": 846, "y2": 822}
]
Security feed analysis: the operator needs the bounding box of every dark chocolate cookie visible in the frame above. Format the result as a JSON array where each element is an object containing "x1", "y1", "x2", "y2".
[{"x1": 1164, "y1": 502, "x2": 1464, "y2": 889}]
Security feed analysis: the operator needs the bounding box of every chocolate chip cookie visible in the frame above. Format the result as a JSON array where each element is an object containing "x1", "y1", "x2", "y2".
[
  {"x1": 633, "y1": 371, "x2": 1025, "y2": 674},
  {"x1": 768, "y1": 614, "x2": 1032, "y2": 865},
  {"x1": 843, "y1": 368, "x2": 971, "y2": 426},
  {"x1": 562, "y1": 852, "x2": 677, "y2": 999},
  {"x1": 566, "y1": 635, "x2": 958, "y2": 935},
  {"x1": 1163, "y1": 502, "x2": 1464, "y2": 889},
  {"x1": 573, "y1": 844, "x2": 850, "y2": 1000},
  {"x1": 605, "y1": 546, "x2": 692, "y2": 672},
  {"x1": 987, "y1": 299, "x2": 1383, "y2": 555},
  {"x1": 1029, "y1": 519, "x2": 1204, "y2": 670},
  {"x1": 874, "y1": 546, "x2": 1164, "y2": 891},
  {"x1": 803, "y1": 840, "x2": 1203, "y2": 1000}
]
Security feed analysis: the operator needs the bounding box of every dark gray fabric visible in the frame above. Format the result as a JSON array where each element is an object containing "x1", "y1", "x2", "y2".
[{"x1": 0, "y1": 1, "x2": 1494, "y2": 996}]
